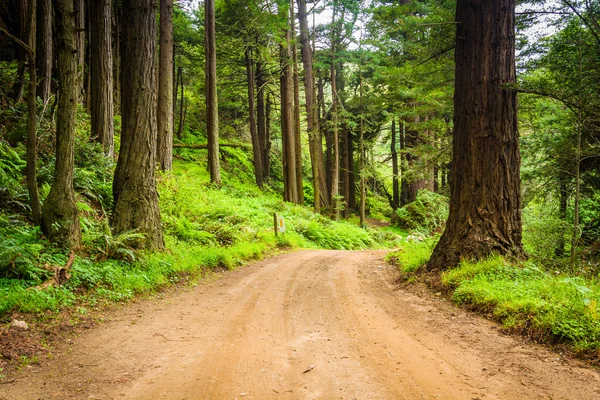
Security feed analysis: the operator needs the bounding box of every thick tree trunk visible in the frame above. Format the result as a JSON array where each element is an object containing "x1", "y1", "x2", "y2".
[
  {"x1": 27, "y1": 0, "x2": 42, "y2": 224},
  {"x1": 290, "y1": 2, "x2": 304, "y2": 204},
  {"x1": 245, "y1": 47, "x2": 263, "y2": 187},
  {"x1": 256, "y1": 58, "x2": 268, "y2": 180},
  {"x1": 112, "y1": 0, "x2": 164, "y2": 250},
  {"x1": 74, "y1": 0, "x2": 85, "y2": 104},
  {"x1": 391, "y1": 118, "x2": 399, "y2": 210},
  {"x1": 330, "y1": 2, "x2": 339, "y2": 219},
  {"x1": 42, "y1": 0, "x2": 81, "y2": 248},
  {"x1": 90, "y1": 0, "x2": 114, "y2": 157},
  {"x1": 317, "y1": 73, "x2": 332, "y2": 203},
  {"x1": 279, "y1": 32, "x2": 298, "y2": 203},
  {"x1": 205, "y1": 0, "x2": 221, "y2": 185},
  {"x1": 36, "y1": 0, "x2": 52, "y2": 104},
  {"x1": 427, "y1": 0, "x2": 523, "y2": 270},
  {"x1": 112, "y1": 0, "x2": 121, "y2": 113},
  {"x1": 157, "y1": 0, "x2": 173, "y2": 171}
]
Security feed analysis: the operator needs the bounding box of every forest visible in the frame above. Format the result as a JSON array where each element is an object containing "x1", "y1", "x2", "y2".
[{"x1": 2, "y1": 0, "x2": 600, "y2": 383}]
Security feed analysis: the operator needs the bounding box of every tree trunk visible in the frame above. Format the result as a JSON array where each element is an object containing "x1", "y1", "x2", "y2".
[
  {"x1": 427, "y1": 0, "x2": 523, "y2": 270},
  {"x1": 112, "y1": 0, "x2": 121, "y2": 114},
  {"x1": 297, "y1": 0, "x2": 328, "y2": 212},
  {"x1": 265, "y1": 92, "x2": 272, "y2": 179},
  {"x1": 205, "y1": 0, "x2": 221, "y2": 185},
  {"x1": 157, "y1": 0, "x2": 173, "y2": 171},
  {"x1": 256, "y1": 57, "x2": 268, "y2": 180},
  {"x1": 9, "y1": 0, "x2": 28, "y2": 103},
  {"x1": 112, "y1": 0, "x2": 164, "y2": 250},
  {"x1": 290, "y1": 1, "x2": 304, "y2": 204},
  {"x1": 74, "y1": 0, "x2": 85, "y2": 104},
  {"x1": 36, "y1": 0, "x2": 52, "y2": 104},
  {"x1": 341, "y1": 124, "x2": 350, "y2": 218},
  {"x1": 317, "y1": 72, "x2": 332, "y2": 203},
  {"x1": 330, "y1": 2, "x2": 339, "y2": 219},
  {"x1": 391, "y1": 118, "x2": 399, "y2": 210},
  {"x1": 42, "y1": 0, "x2": 81, "y2": 248},
  {"x1": 359, "y1": 63, "x2": 365, "y2": 227},
  {"x1": 176, "y1": 67, "x2": 185, "y2": 139},
  {"x1": 90, "y1": 0, "x2": 114, "y2": 157},
  {"x1": 27, "y1": 0, "x2": 42, "y2": 224},
  {"x1": 245, "y1": 47, "x2": 263, "y2": 187},
  {"x1": 556, "y1": 180, "x2": 567, "y2": 257}
]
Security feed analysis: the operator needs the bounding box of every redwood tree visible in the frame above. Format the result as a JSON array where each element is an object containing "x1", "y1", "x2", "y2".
[
  {"x1": 112, "y1": 0, "x2": 164, "y2": 250},
  {"x1": 90, "y1": 0, "x2": 114, "y2": 157},
  {"x1": 42, "y1": 0, "x2": 81, "y2": 248},
  {"x1": 427, "y1": 0, "x2": 523, "y2": 270},
  {"x1": 205, "y1": 0, "x2": 221, "y2": 185},
  {"x1": 157, "y1": 0, "x2": 174, "y2": 171}
]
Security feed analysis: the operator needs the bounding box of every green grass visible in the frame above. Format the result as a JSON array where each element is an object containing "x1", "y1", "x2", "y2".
[
  {"x1": 385, "y1": 237, "x2": 436, "y2": 272},
  {"x1": 0, "y1": 157, "x2": 401, "y2": 318}
]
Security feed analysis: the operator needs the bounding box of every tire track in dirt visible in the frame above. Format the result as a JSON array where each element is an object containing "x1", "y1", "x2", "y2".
[{"x1": 1, "y1": 250, "x2": 599, "y2": 400}]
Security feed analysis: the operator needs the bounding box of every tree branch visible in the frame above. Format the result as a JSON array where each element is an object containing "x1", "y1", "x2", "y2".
[{"x1": 0, "y1": 27, "x2": 33, "y2": 55}]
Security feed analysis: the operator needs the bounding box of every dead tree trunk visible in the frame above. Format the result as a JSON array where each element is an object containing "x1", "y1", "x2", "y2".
[
  {"x1": 42, "y1": 0, "x2": 81, "y2": 248},
  {"x1": 427, "y1": 0, "x2": 523, "y2": 270},
  {"x1": 157, "y1": 0, "x2": 174, "y2": 170},
  {"x1": 90, "y1": 0, "x2": 114, "y2": 157},
  {"x1": 112, "y1": 0, "x2": 164, "y2": 250}
]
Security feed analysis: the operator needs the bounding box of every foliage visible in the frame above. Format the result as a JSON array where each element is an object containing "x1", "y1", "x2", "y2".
[
  {"x1": 395, "y1": 190, "x2": 448, "y2": 235},
  {"x1": 386, "y1": 236, "x2": 436, "y2": 273}
]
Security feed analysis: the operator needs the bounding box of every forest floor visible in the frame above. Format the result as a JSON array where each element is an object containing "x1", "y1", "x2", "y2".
[{"x1": 1, "y1": 250, "x2": 600, "y2": 400}]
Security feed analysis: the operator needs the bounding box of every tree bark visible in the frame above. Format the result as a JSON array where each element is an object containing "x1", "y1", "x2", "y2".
[
  {"x1": 176, "y1": 66, "x2": 185, "y2": 139},
  {"x1": 279, "y1": 29, "x2": 298, "y2": 203},
  {"x1": 112, "y1": 0, "x2": 121, "y2": 114},
  {"x1": 330, "y1": 1, "x2": 339, "y2": 219},
  {"x1": 42, "y1": 0, "x2": 81, "y2": 248},
  {"x1": 205, "y1": 0, "x2": 221, "y2": 185},
  {"x1": 265, "y1": 92, "x2": 272, "y2": 179},
  {"x1": 290, "y1": 1, "x2": 304, "y2": 204},
  {"x1": 556, "y1": 180, "x2": 568, "y2": 257},
  {"x1": 245, "y1": 47, "x2": 263, "y2": 187},
  {"x1": 9, "y1": 0, "x2": 28, "y2": 103},
  {"x1": 112, "y1": 0, "x2": 164, "y2": 250},
  {"x1": 90, "y1": 0, "x2": 114, "y2": 157},
  {"x1": 27, "y1": 0, "x2": 42, "y2": 224},
  {"x1": 256, "y1": 57, "x2": 268, "y2": 180},
  {"x1": 427, "y1": 0, "x2": 523, "y2": 270},
  {"x1": 391, "y1": 118, "x2": 399, "y2": 210},
  {"x1": 157, "y1": 0, "x2": 173, "y2": 171},
  {"x1": 297, "y1": 0, "x2": 328, "y2": 211},
  {"x1": 74, "y1": 0, "x2": 85, "y2": 104},
  {"x1": 36, "y1": 0, "x2": 52, "y2": 104}
]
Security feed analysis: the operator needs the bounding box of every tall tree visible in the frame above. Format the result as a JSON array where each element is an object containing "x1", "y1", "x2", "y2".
[
  {"x1": 427, "y1": 0, "x2": 523, "y2": 270},
  {"x1": 256, "y1": 53, "x2": 269, "y2": 180},
  {"x1": 90, "y1": 0, "x2": 114, "y2": 157},
  {"x1": 157, "y1": 0, "x2": 174, "y2": 171},
  {"x1": 290, "y1": 1, "x2": 304, "y2": 204},
  {"x1": 330, "y1": 0, "x2": 340, "y2": 219},
  {"x1": 74, "y1": 0, "x2": 85, "y2": 104},
  {"x1": 245, "y1": 46, "x2": 263, "y2": 187},
  {"x1": 205, "y1": 0, "x2": 221, "y2": 185},
  {"x1": 112, "y1": 0, "x2": 164, "y2": 250},
  {"x1": 7, "y1": 0, "x2": 28, "y2": 103},
  {"x1": 36, "y1": 0, "x2": 52, "y2": 104},
  {"x1": 42, "y1": 0, "x2": 81, "y2": 248},
  {"x1": 297, "y1": 0, "x2": 328, "y2": 212},
  {"x1": 391, "y1": 118, "x2": 399, "y2": 210}
]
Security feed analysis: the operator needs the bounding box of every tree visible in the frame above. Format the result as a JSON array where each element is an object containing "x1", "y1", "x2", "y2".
[
  {"x1": 74, "y1": 0, "x2": 85, "y2": 104},
  {"x1": 427, "y1": 0, "x2": 523, "y2": 270},
  {"x1": 205, "y1": 0, "x2": 221, "y2": 185},
  {"x1": 330, "y1": 0, "x2": 340, "y2": 219},
  {"x1": 157, "y1": 0, "x2": 174, "y2": 171},
  {"x1": 42, "y1": 0, "x2": 81, "y2": 248},
  {"x1": 36, "y1": 0, "x2": 52, "y2": 104},
  {"x1": 391, "y1": 118, "x2": 399, "y2": 210},
  {"x1": 90, "y1": 0, "x2": 114, "y2": 157},
  {"x1": 245, "y1": 46, "x2": 263, "y2": 187},
  {"x1": 297, "y1": 0, "x2": 328, "y2": 212},
  {"x1": 112, "y1": 0, "x2": 164, "y2": 250}
]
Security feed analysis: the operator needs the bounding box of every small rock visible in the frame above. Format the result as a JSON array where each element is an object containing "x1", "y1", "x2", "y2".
[
  {"x1": 482, "y1": 367, "x2": 488, "y2": 371},
  {"x1": 435, "y1": 292, "x2": 442, "y2": 296},
  {"x1": 10, "y1": 319, "x2": 28, "y2": 330}
]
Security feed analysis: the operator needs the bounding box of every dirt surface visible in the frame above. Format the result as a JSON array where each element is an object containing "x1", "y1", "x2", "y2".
[{"x1": 1, "y1": 249, "x2": 600, "y2": 400}]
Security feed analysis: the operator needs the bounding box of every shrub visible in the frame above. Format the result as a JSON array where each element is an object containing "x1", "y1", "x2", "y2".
[{"x1": 395, "y1": 190, "x2": 448, "y2": 235}]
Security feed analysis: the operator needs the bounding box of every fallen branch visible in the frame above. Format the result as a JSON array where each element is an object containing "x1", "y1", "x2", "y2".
[{"x1": 32, "y1": 251, "x2": 76, "y2": 290}]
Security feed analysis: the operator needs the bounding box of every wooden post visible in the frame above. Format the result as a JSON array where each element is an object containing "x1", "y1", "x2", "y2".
[{"x1": 274, "y1": 213, "x2": 278, "y2": 237}]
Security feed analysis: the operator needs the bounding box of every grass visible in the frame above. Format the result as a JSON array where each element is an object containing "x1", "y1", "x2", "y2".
[
  {"x1": 387, "y1": 237, "x2": 600, "y2": 353},
  {"x1": 0, "y1": 157, "x2": 401, "y2": 319}
]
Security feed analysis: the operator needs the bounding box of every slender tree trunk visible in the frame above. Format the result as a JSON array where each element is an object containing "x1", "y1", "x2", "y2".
[
  {"x1": 26, "y1": 0, "x2": 42, "y2": 224},
  {"x1": 265, "y1": 92, "x2": 272, "y2": 179},
  {"x1": 177, "y1": 67, "x2": 185, "y2": 139},
  {"x1": 245, "y1": 47, "x2": 263, "y2": 187},
  {"x1": 112, "y1": 0, "x2": 164, "y2": 250},
  {"x1": 42, "y1": 0, "x2": 81, "y2": 248},
  {"x1": 556, "y1": 180, "x2": 567, "y2": 257},
  {"x1": 205, "y1": 0, "x2": 221, "y2": 185},
  {"x1": 391, "y1": 118, "x2": 399, "y2": 210},
  {"x1": 157, "y1": 0, "x2": 174, "y2": 171},
  {"x1": 290, "y1": 1, "x2": 304, "y2": 204},
  {"x1": 359, "y1": 64, "x2": 365, "y2": 227},
  {"x1": 74, "y1": 0, "x2": 85, "y2": 104},
  {"x1": 112, "y1": 0, "x2": 121, "y2": 114},
  {"x1": 341, "y1": 125, "x2": 350, "y2": 218},
  {"x1": 9, "y1": 0, "x2": 28, "y2": 103},
  {"x1": 36, "y1": 0, "x2": 52, "y2": 104},
  {"x1": 256, "y1": 57, "x2": 268, "y2": 180},
  {"x1": 330, "y1": 2, "x2": 339, "y2": 219},
  {"x1": 297, "y1": 0, "x2": 328, "y2": 212},
  {"x1": 427, "y1": 0, "x2": 523, "y2": 270},
  {"x1": 318, "y1": 72, "x2": 332, "y2": 202},
  {"x1": 90, "y1": 0, "x2": 114, "y2": 157},
  {"x1": 348, "y1": 134, "x2": 356, "y2": 210}
]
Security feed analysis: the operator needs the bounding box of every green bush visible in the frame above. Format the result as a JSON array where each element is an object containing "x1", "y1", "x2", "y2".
[{"x1": 395, "y1": 190, "x2": 449, "y2": 235}]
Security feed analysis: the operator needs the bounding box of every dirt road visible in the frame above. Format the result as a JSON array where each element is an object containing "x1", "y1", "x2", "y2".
[{"x1": 1, "y1": 250, "x2": 600, "y2": 399}]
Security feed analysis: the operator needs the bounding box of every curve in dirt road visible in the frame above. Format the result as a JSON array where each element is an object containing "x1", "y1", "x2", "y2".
[{"x1": 1, "y1": 250, "x2": 599, "y2": 400}]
